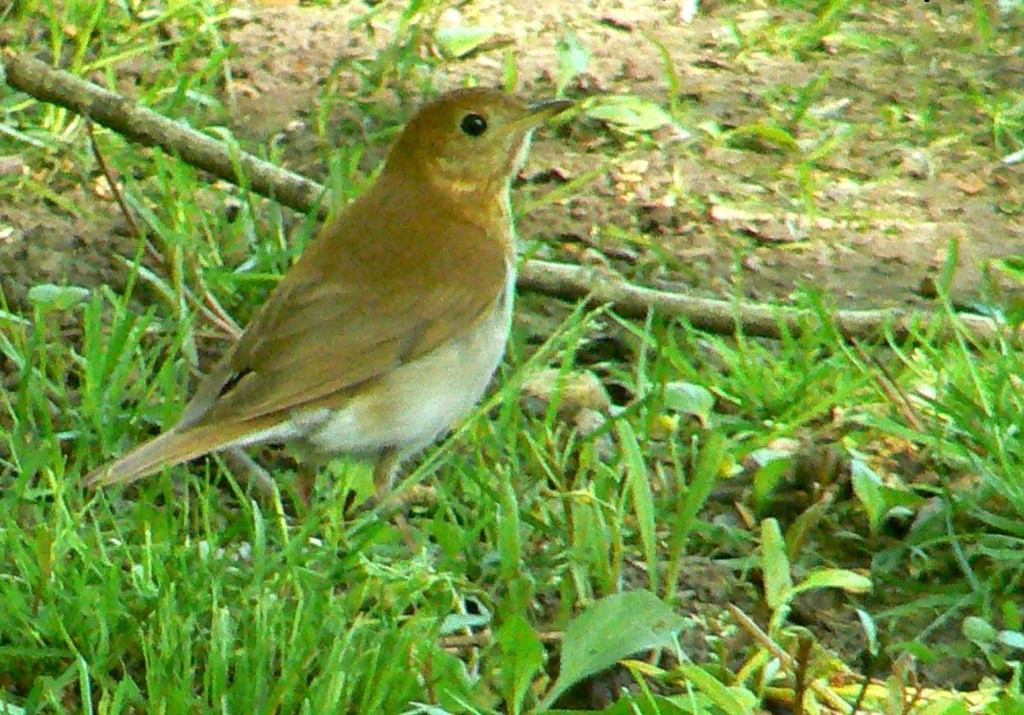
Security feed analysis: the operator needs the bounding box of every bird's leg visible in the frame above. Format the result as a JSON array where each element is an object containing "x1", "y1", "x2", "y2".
[
  {"x1": 221, "y1": 447, "x2": 277, "y2": 498},
  {"x1": 218, "y1": 447, "x2": 328, "y2": 520},
  {"x1": 372, "y1": 446, "x2": 418, "y2": 550},
  {"x1": 293, "y1": 463, "x2": 318, "y2": 509},
  {"x1": 220, "y1": 448, "x2": 308, "y2": 517},
  {"x1": 372, "y1": 446, "x2": 401, "y2": 502}
]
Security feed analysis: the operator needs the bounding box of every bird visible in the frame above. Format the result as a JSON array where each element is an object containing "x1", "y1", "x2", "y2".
[{"x1": 86, "y1": 87, "x2": 573, "y2": 500}]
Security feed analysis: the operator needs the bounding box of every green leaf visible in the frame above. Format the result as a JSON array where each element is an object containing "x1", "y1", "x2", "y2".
[
  {"x1": 663, "y1": 381, "x2": 714, "y2": 426},
  {"x1": 665, "y1": 432, "x2": 727, "y2": 598},
  {"x1": 850, "y1": 458, "x2": 924, "y2": 536},
  {"x1": 0, "y1": 697, "x2": 27, "y2": 715},
  {"x1": 439, "y1": 602, "x2": 491, "y2": 635},
  {"x1": 617, "y1": 421, "x2": 657, "y2": 589},
  {"x1": 760, "y1": 518, "x2": 792, "y2": 612},
  {"x1": 850, "y1": 458, "x2": 885, "y2": 535},
  {"x1": 584, "y1": 95, "x2": 677, "y2": 134},
  {"x1": 749, "y1": 448, "x2": 793, "y2": 507},
  {"x1": 678, "y1": 664, "x2": 758, "y2": 715},
  {"x1": 555, "y1": 26, "x2": 590, "y2": 94},
  {"x1": 997, "y1": 629, "x2": 1024, "y2": 650},
  {"x1": 27, "y1": 284, "x2": 90, "y2": 311},
  {"x1": 726, "y1": 122, "x2": 799, "y2": 153},
  {"x1": 1004, "y1": 600, "x2": 1023, "y2": 632},
  {"x1": 786, "y1": 568, "x2": 872, "y2": 599},
  {"x1": 915, "y1": 700, "x2": 969, "y2": 715},
  {"x1": 537, "y1": 591, "x2": 686, "y2": 710},
  {"x1": 496, "y1": 614, "x2": 544, "y2": 715},
  {"x1": 547, "y1": 695, "x2": 688, "y2": 715},
  {"x1": 784, "y1": 498, "x2": 829, "y2": 560},
  {"x1": 963, "y1": 615, "x2": 997, "y2": 644},
  {"x1": 585, "y1": 691, "x2": 698, "y2": 715},
  {"x1": 433, "y1": 26, "x2": 497, "y2": 58},
  {"x1": 856, "y1": 608, "x2": 879, "y2": 656},
  {"x1": 877, "y1": 484, "x2": 927, "y2": 510},
  {"x1": 497, "y1": 468, "x2": 523, "y2": 585}
]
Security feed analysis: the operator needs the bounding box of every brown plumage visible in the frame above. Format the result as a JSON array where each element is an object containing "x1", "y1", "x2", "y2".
[{"x1": 87, "y1": 87, "x2": 572, "y2": 489}]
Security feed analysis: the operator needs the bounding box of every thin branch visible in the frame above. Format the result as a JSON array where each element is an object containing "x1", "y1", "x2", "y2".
[
  {"x1": 85, "y1": 120, "x2": 241, "y2": 339},
  {"x1": 517, "y1": 260, "x2": 1006, "y2": 343},
  {"x1": 4, "y1": 53, "x2": 324, "y2": 215},
  {"x1": 849, "y1": 341, "x2": 923, "y2": 431},
  {"x1": 3, "y1": 53, "x2": 1012, "y2": 345},
  {"x1": 727, "y1": 603, "x2": 854, "y2": 713},
  {"x1": 85, "y1": 121, "x2": 142, "y2": 238}
]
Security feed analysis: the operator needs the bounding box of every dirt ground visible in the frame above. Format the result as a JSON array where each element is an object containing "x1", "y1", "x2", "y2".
[
  {"x1": 6, "y1": 1, "x2": 1024, "y2": 312},
  {"x1": 4, "y1": 0, "x2": 1022, "y2": 694},
  {"x1": 222, "y1": 0, "x2": 1024, "y2": 311}
]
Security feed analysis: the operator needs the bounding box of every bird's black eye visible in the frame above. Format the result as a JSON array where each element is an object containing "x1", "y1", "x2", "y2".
[{"x1": 460, "y1": 113, "x2": 488, "y2": 137}]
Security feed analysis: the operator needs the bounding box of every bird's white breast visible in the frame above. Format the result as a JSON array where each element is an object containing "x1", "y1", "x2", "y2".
[{"x1": 294, "y1": 264, "x2": 515, "y2": 458}]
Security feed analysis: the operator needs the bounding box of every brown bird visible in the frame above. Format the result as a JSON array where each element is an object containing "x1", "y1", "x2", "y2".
[{"x1": 87, "y1": 87, "x2": 572, "y2": 497}]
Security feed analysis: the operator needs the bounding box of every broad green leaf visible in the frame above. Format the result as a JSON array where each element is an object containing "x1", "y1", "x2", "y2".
[
  {"x1": 537, "y1": 591, "x2": 686, "y2": 710},
  {"x1": 584, "y1": 95, "x2": 676, "y2": 134},
  {"x1": 434, "y1": 26, "x2": 497, "y2": 58},
  {"x1": 1004, "y1": 600, "x2": 1023, "y2": 632},
  {"x1": 429, "y1": 649, "x2": 476, "y2": 713},
  {"x1": 851, "y1": 459, "x2": 924, "y2": 536},
  {"x1": 963, "y1": 615, "x2": 997, "y2": 644},
  {"x1": 663, "y1": 381, "x2": 714, "y2": 426},
  {"x1": 997, "y1": 629, "x2": 1024, "y2": 650},
  {"x1": 496, "y1": 614, "x2": 544, "y2": 715},
  {"x1": 784, "y1": 497, "x2": 830, "y2": 560},
  {"x1": 27, "y1": 284, "x2": 90, "y2": 311},
  {"x1": 0, "y1": 309, "x2": 30, "y2": 327},
  {"x1": 678, "y1": 664, "x2": 758, "y2": 714},
  {"x1": 801, "y1": 690, "x2": 822, "y2": 715}
]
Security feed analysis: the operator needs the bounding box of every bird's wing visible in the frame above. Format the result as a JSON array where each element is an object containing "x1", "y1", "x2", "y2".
[{"x1": 180, "y1": 185, "x2": 510, "y2": 432}]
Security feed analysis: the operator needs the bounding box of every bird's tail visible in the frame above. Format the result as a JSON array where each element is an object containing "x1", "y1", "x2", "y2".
[{"x1": 85, "y1": 422, "x2": 260, "y2": 487}]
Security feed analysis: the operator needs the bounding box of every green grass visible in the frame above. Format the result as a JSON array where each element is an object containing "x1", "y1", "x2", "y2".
[{"x1": 5, "y1": 0, "x2": 1024, "y2": 713}]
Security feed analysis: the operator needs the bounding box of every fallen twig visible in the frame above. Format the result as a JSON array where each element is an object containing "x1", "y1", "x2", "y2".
[
  {"x1": 2, "y1": 53, "x2": 324, "y2": 213},
  {"x1": 2, "y1": 53, "x2": 1011, "y2": 345},
  {"x1": 517, "y1": 260, "x2": 1006, "y2": 343},
  {"x1": 727, "y1": 603, "x2": 854, "y2": 713},
  {"x1": 85, "y1": 120, "x2": 242, "y2": 339}
]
